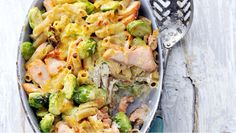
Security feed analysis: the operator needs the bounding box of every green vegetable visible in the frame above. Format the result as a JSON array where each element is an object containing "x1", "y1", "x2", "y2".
[
  {"x1": 72, "y1": 85, "x2": 96, "y2": 104},
  {"x1": 28, "y1": 92, "x2": 49, "y2": 109},
  {"x1": 40, "y1": 113, "x2": 54, "y2": 133},
  {"x1": 131, "y1": 37, "x2": 146, "y2": 46},
  {"x1": 36, "y1": 108, "x2": 49, "y2": 118},
  {"x1": 28, "y1": 7, "x2": 43, "y2": 29},
  {"x1": 21, "y1": 42, "x2": 35, "y2": 60},
  {"x1": 114, "y1": 112, "x2": 132, "y2": 132},
  {"x1": 78, "y1": 38, "x2": 97, "y2": 59},
  {"x1": 49, "y1": 92, "x2": 65, "y2": 115},
  {"x1": 130, "y1": 83, "x2": 143, "y2": 96},
  {"x1": 62, "y1": 74, "x2": 77, "y2": 99},
  {"x1": 127, "y1": 20, "x2": 152, "y2": 37},
  {"x1": 101, "y1": 1, "x2": 120, "y2": 11},
  {"x1": 84, "y1": 1, "x2": 95, "y2": 14},
  {"x1": 72, "y1": 86, "x2": 80, "y2": 104}
]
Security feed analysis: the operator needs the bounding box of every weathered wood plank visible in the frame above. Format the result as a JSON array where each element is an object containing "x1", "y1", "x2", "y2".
[
  {"x1": 183, "y1": 0, "x2": 236, "y2": 132},
  {"x1": 161, "y1": 43, "x2": 194, "y2": 132},
  {"x1": 161, "y1": 0, "x2": 236, "y2": 132}
]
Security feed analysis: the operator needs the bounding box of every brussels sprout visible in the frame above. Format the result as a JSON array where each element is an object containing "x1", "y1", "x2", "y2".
[
  {"x1": 28, "y1": 7, "x2": 43, "y2": 29},
  {"x1": 127, "y1": 20, "x2": 152, "y2": 37},
  {"x1": 49, "y1": 92, "x2": 65, "y2": 115},
  {"x1": 78, "y1": 38, "x2": 97, "y2": 59},
  {"x1": 101, "y1": 1, "x2": 120, "y2": 11},
  {"x1": 113, "y1": 112, "x2": 132, "y2": 132},
  {"x1": 28, "y1": 92, "x2": 49, "y2": 109},
  {"x1": 21, "y1": 42, "x2": 35, "y2": 60},
  {"x1": 131, "y1": 37, "x2": 146, "y2": 46},
  {"x1": 84, "y1": 1, "x2": 95, "y2": 14},
  {"x1": 40, "y1": 113, "x2": 54, "y2": 133},
  {"x1": 72, "y1": 85, "x2": 96, "y2": 104},
  {"x1": 36, "y1": 108, "x2": 49, "y2": 118},
  {"x1": 62, "y1": 74, "x2": 77, "y2": 99},
  {"x1": 72, "y1": 86, "x2": 80, "y2": 104}
]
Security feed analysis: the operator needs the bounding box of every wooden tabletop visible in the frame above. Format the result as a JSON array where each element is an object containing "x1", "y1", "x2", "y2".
[{"x1": 1, "y1": 0, "x2": 236, "y2": 132}]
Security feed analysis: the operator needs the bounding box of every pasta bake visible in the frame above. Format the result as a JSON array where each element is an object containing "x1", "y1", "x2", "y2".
[{"x1": 21, "y1": 0, "x2": 159, "y2": 132}]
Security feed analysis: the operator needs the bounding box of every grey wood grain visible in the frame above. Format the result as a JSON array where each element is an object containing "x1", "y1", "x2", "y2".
[
  {"x1": 161, "y1": 43, "x2": 194, "y2": 132},
  {"x1": 161, "y1": 0, "x2": 236, "y2": 132},
  {"x1": 1, "y1": 0, "x2": 236, "y2": 132},
  {"x1": 0, "y1": 0, "x2": 33, "y2": 132}
]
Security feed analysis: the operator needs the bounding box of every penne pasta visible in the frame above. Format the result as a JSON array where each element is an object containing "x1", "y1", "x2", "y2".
[
  {"x1": 118, "y1": 1, "x2": 140, "y2": 17},
  {"x1": 32, "y1": 32, "x2": 48, "y2": 48},
  {"x1": 78, "y1": 120, "x2": 94, "y2": 132},
  {"x1": 71, "y1": 51, "x2": 82, "y2": 75},
  {"x1": 26, "y1": 43, "x2": 54, "y2": 67},
  {"x1": 77, "y1": 70, "x2": 90, "y2": 85},
  {"x1": 147, "y1": 70, "x2": 159, "y2": 89},
  {"x1": 120, "y1": 0, "x2": 131, "y2": 9},
  {"x1": 75, "y1": 107, "x2": 98, "y2": 122},
  {"x1": 78, "y1": 101, "x2": 99, "y2": 111},
  {"x1": 33, "y1": 17, "x2": 53, "y2": 38},
  {"x1": 22, "y1": 83, "x2": 42, "y2": 94},
  {"x1": 95, "y1": 22, "x2": 125, "y2": 38},
  {"x1": 24, "y1": 71, "x2": 33, "y2": 82},
  {"x1": 88, "y1": 116, "x2": 104, "y2": 131}
]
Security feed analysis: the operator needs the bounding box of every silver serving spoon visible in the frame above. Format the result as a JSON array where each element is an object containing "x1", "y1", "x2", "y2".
[
  {"x1": 149, "y1": 0, "x2": 194, "y2": 131},
  {"x1": 152, "y1": 0, "x2": 194, "y2": 69}
]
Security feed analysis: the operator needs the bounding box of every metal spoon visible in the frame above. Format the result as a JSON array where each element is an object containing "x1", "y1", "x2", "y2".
[
  {"x1": 149, "y1": 0, "x2": 194, "y2": 131},
  {"x1": 152, "y1": 0, "x2": 194, "y2": 69}
]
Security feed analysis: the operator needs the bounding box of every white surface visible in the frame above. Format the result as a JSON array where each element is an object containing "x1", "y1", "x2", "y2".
[{"x1": 0, "y1": 0, "x2": 236, "y2": 132}]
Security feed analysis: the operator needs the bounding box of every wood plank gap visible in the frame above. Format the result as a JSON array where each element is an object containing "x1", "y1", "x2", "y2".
[{"x1": 182, "y1": 40, "x2": 199, "y2": 133}]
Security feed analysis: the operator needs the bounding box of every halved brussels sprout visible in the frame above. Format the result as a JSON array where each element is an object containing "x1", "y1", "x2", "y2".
[
  {"x1": 78, "y1": 38, "x2": 97, "y2": 59},
  {"x1": 49, "y1": 92, "x2": 64, "y2": 115},
  {"x1": 40, "y1": 113, "x2": 54, "y2": 133},
  {"x1": 62, "y1": 74, "x2": 77, "y2": 99},
  {"x1": 28, "y1": 92, "x2": 49, "y2": 109},
  {"x1": 101, "y1": 1, "x2": 120, "y2": 12},
  {"x1": 21, "y1": 42, "x2": 35, "y2": 60},
  {"x1": 113, "y1": 112, "x2": 132, "y2": 132},
  {"x1": 72, "y1": 85, "x2": 96, "y2": 104},
  {"x1": 131, "y1": 37, "x2": 146, "y2": 46},
  {"x1": 28, "y1": 7, "x2": 43, "y2": 29},
  {"x1": 127, "y1": 20, "x2": 152, "y2": 37},
  {"x1": 84, "y1": 1, "x2": 95, "y2": 14}
]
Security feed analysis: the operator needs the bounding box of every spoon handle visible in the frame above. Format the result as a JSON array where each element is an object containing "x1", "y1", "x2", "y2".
[
  {"x1": 163, "y1": 48, "x2": 171, "y2": 72},
  {"x1": 150, "y1": 109, "x2": 164, "y2": 132}
]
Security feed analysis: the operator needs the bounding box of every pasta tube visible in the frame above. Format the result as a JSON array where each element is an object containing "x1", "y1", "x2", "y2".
[
  {"x1": 148, "y1": 70, "x2": 159, "y2": 89},
  {"x1": 75, "y1": 107, "x2": 98, "y2": 122},
  {"x1": 24, "y1": 71, "x2": 33, "y2": 82},
  {"x1": 26, "y1": 43, "x2": 54, "y2": 67},
  {"x1": 77, "y1": 70, "x2": 89, "y2": 84},
  {"x1": 22, "y1": 83, "x2": 43, "y2": 94}
]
